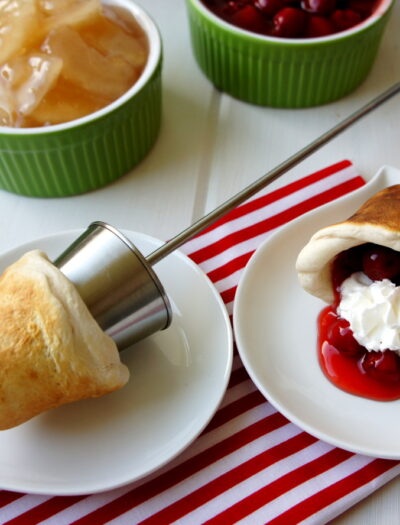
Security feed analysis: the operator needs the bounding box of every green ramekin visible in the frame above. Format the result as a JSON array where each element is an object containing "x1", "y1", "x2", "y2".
[
  {"x1": 186, "y1": 0, "x2": 394, "y2": 108},
  {"x1": 0, "y1": 0, "x2": 162, "y2": 198}
]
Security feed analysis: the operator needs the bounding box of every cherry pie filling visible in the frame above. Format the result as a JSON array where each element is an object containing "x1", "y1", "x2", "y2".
[
  {"x1": 318, "y1": 243, "x2": 400, "y2": 400},
  {"x1": 201, "y1": 0, "x2": 378, "y2": 39}
]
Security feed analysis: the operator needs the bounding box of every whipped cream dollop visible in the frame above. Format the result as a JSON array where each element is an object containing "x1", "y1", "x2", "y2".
[{"x1": 338, "y1": 272, "x2": 400, "y2": 352}]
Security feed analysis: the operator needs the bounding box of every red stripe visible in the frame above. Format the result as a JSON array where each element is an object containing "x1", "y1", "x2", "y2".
[
  {"x1": 196, "y1": 160, "x2": 353, "y2": 236},
  {"x1": 0, "y1": 492, "x2": 25, "y2": 508},
  {"x1": 207, "y1": 252, "x2": 254, "y2": 283},
  {"x1": 138, "y1": 432, "x2": 317, "y2": 525},
  {"x1": 71, "y1": 412, "x2": 289, "y2": 525},
  {"x1": 2, "y1": 165, "x2": 375, "y2": 525},
  {"x1": 269, "y1": 458, "x2": 399, "y2": 524},
  {"x1": 220, "y1": 286, "x2": 236, "y2": 304},
  {"x1": 4, "y1": 496, "x2": 84, "y2": 525},
  {"x1": 6, "y1": 392, "x2": 266, "y2": 525},
  {"x1": 204, "y1": 448, "x2": 353, "y2": 524},
  {"x1": 190, "y1": 177, "x2": 364, "y2": 264},
  {"x1": 203, "y1": 390, "x2": 268, "y2": 434},
  {"x1": 227, "y1": 365, "x2": 250, "y2": 389}
]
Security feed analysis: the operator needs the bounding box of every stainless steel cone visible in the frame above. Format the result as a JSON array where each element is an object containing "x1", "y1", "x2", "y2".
[{"x1": 54, "y1": 222, "x2": 172, "y2": 350}]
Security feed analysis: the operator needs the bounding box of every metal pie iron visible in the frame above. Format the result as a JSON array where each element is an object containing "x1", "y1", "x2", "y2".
[{"x1": 54, "y1": 82, "x2": 400, "y2": 350}]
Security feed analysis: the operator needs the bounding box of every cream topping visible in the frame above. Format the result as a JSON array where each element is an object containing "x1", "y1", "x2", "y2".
[{"x1": 338, "y1": 272, "x2": 400, "y2": 352}]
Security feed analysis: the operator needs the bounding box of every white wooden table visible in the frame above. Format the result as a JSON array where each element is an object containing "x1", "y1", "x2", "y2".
[{"x1": 0, "y1": 1, "x2": 399, "y2": 522}]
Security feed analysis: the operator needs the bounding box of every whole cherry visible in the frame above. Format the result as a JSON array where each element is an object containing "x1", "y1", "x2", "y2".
[
  {"x1": 255, "y1": 0, "x2": 285, "y2": 16},
  {"x1": 348, "y1": 0, "x2": 375, "y2": 16},
  {"x1": 306, "y1": 15, "x2": 336, "y2": 37},
  {"x1": 301, "y1": 0, "x2": 336, "y2": 15},
  {"x1": 222, "y1": 0, "x2": 242, "y2": 15},
  {"x1": 331, "y1": 245, "x2": 364, "y2": 292},
  {"x1": 327, "y1": 317, "x2": 364, "y2": 357},
  {"x1": 331, "y1": 8, "x2": 362, "y2": 30},
  {"x1": 362, "y1": 244, "x2": 400, "y2": 282},
  {"x1": 273, "y1": 7, "x2": 308, "y2": 37},
  {"x1": 361, "y1": 350, "x2": 400, "y2": 384},
  {"x1": 231, "y1": 4, "x2": 266, "y2": 31}
]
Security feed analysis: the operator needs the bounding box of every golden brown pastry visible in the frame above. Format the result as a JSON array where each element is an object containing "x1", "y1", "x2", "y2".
[
  {"x1": 296, "y1": 185, "x2": 400, "y2": 303},
  {"x1": 0, "y1": 249, "x2": 129, "y2": 430}
]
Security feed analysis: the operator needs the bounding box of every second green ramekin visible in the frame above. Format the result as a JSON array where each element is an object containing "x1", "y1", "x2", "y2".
[
  {"x1": 186, "y1": 0, "x2": 394, "y2": 108},
  {"x1": 0, "y1": 0, "x2": 162, "y2": 198}
]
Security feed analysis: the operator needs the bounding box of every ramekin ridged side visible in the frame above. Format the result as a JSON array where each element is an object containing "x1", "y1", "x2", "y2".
[
  {"x1": 0, "y1": 64, "x2": 162, "y2": 198},
  {"x1": 186, "y1": 0, "x2": 394, "y2": 108}
]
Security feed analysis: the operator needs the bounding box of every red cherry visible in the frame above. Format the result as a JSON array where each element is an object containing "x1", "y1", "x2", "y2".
[
  {"x1": 361, "y1": 351, "x2": 400, "y2": 383},
  {"x1": 348, "y1": 0, "x2": 375, "y2": 16},
  {"x1": 331, "y1": 8, "x2": 362, "y2": 30},
  {"x1": 221, "y1": 1, "x2": 242, "y2": 15},
  {"x1": 331, "y1": 245, "x2": 364, "y2": 291},
  {"x1": 231, "y1": 4, "x2": 266, "y2": 31},
  {"x1": 362, "y1": 244, "x2": 400, "y2": 282},
  {"x1": 255, "y1": 0, "x2": 285, "y2": 16},
  {"x1": 306, "y1": 15, "x2": 336, "y2": 36},
  {"x1": 327, "y1": 317, "x2": 364, "y2": 357},
  {"x1": 301, "y1": 0, "x2": 336, "y2": 15},
  {"x1": 273, "y1": 7, "x2": 308, "y2": 37}
]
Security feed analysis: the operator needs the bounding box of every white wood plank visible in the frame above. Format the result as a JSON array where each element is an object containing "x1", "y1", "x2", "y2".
[
  {"x1": 332, "y1": 476, "x2": 400, "y2": 525},
  {"x1": 0, "y1": 0, "x2": 399, "y2": 522}
]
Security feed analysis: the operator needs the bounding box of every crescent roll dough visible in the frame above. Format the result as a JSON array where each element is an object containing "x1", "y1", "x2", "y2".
[
  {"x1": 296, "y1": 185, "x2": 400, "y2": 304},
  {"x1": 0, "y1": 249, "x2": 129, "y2": 430}
]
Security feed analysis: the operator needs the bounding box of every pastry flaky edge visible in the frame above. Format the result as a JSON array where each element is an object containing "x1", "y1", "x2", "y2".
[
  {"x1": 296, "y1": 185, "x2": 400, "y2": 304},
  {"x1": 0, "y1": 249, "x2": 129, "y2": 430}
]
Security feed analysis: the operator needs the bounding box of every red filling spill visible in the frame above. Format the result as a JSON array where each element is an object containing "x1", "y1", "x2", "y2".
[
  {"x1": 318, "y1": 243, "x2": 400, "y2": 401},
  {"x1": 201, "y1": 0, "x2": 378, "y2": 39}
]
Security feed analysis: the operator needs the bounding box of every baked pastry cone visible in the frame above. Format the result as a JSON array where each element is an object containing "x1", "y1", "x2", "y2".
[
  {"x1": 296, "y1": 185, "x2": 400, "y2": 303},
  {"x1": 0, "y1": 249, "x2": 129, "y2": 430}
]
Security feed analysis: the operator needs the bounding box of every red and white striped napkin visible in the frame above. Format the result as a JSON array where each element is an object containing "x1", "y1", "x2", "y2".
[{"x1": 1, "y1": 160, "x2": 400, "y2": 524}]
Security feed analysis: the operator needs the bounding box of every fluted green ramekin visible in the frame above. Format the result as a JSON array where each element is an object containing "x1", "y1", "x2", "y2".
[
  {"x1": 0, "y1": 0, "x2": 162, "y2": 198},
  {"x1": 186, "y1": 0, "x2": 394, "y2": 108}
]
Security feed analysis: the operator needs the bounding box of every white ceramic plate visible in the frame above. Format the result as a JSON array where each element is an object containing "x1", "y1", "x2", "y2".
[
  {"x1": 234, "y1": 165, "x2": 400, "y2": 459},
  {"x1": 0, "y1": 231, "x2": 232, "y2": 495}
]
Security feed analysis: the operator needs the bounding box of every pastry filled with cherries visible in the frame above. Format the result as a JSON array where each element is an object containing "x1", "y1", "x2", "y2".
[
  {"x1": 296, "y1": 185, "x2": 400, "y2": 401},
  {"x1": 201, "y1": 0, "x2": 378, "y2": 38}
]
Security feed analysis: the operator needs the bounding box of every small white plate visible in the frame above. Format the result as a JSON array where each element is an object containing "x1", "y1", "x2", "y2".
[
  {"x1": 234, "y1": 165, "x2": 400, "y2": 459},
  {"x1": 0, "y1": 231, "x2": 232, "y2": 495}
]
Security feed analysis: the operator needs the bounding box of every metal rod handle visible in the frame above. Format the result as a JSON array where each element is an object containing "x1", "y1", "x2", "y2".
[{"x1": 146, "y1": 81, "x2": 400, "y2": 266}]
